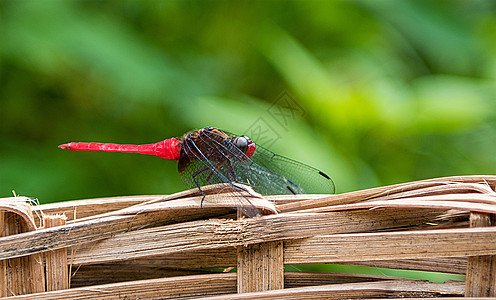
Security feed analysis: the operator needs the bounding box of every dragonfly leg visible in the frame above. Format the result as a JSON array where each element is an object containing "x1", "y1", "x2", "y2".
[
  {"x1": 225, "y1": 160, "x2": 237, "y2": 182},
  {"x1": 192, "y1": 161, "x2": 228, "y2": 207},
  {"x1": 224, "y1": 160, "x2": 253, "y2": 188},
  {"x1": 286, "y1": 186, "x2": 297, "y2": 195},
  {"x1": 191, "y1": 166, "x2": 211, "y2": 206},
  {"x1": 285, "y1": 178, "x2": 298, "y2": 195},
  {"x1": 222, "y1": 160, "x2": 260, "y2": 200},
  {"x1": 226, "y1": 181, "x2": 261, "y2": 217},
  {"x1": 205, "y1": 161, "x2": 225, "y2": 183}
]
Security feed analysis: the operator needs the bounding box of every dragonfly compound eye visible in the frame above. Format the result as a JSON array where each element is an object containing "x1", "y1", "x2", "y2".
[{"x1": 235, "y1": 136, "x2": 249, "y2": 149}]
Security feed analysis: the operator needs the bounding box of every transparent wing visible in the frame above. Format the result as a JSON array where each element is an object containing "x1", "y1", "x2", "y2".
[
  {"x1": 247, "y1": 145, "x2": 335, "y2": 195},
  {"x1": 178, "y1": 156, "x2": 263, "y2": 218},
  {"x1": 178, "y1": 136, "x2": 334, "y2": 195},
  {"x1": 177, "y1": 128, "x2": 335, "y2": 216}
]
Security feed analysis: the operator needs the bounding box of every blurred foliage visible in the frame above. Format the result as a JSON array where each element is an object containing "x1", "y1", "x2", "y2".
[
  {"x1": 1, "y1": 0, "x2": 496, "y2": 282},
  {"x1": 291, "y1": 264, "x2": 465, "y2": 283},
  {"x1": 1, "y1": 0, "x2": 496, "y2": 201}
]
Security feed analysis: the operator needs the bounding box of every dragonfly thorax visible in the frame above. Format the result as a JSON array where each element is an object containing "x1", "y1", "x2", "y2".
[
  {"x1": 181, "y1": 128, "x2": 256, "y2": 163},
  {"x1": 181, "y1": 128, "x2": 231, "y2": 162}
]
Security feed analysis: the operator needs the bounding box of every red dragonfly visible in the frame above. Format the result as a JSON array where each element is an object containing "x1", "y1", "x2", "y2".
[{"x1": 59, "y1": 127, "x2": 334, "y2": 217}]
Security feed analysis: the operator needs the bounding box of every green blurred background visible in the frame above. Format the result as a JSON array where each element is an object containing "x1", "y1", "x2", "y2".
[
  {"x1": 1, "y1": 0, "x2": 494, "y2": 282},
  {"x1": 0, "y1": 0, "x2": 496, "y2": 203},
  {"x1": 2, "y1": 0, "x2": 496, "y2": 203}
]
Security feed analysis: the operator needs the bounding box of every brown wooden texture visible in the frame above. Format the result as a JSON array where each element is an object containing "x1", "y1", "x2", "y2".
[
  {"x1": 184, "y1": 280, "x2": 465, "y2": 299},
  {"x1": 465, "y1": 212, "x2": 496, "y2": 297},
  {"x1": 32, "y1": 196, "x2": 151, "y2": 227},
  {"x1": 279, "y1": 175, "x2": 496, "y2": 213},
  {"x1": 2, "y1": 175, "x2": 496, "y2": 298},
  {"x1": 284, "y1": 227, "x2": 496, "y2": 263},
  {"x1": 283, "y1": 271, "x2": 400, "y2": 287},
  {"x1": 70, "y1": 264, "x2": 213, "y2": 287},
  {"x1": 6, "y1": 273, "x2": 237, "y2": 299},
  {"x1": 2, "y1": 275, "x2": 464, "y2": 299},
  {"x1": 237, "y1": 241, "x2": 284, "y2": 293},
  {"x1": 31, "y1": 183, "x2": 276, "y2": 226},
  {"x1": 44, "y1": 214, "x2": 69, "y2": 292},
  {"x1": 69, "y1": 269, "x2": 399, "y2": 288},
  {"x1": 0, "y1": 207, "x2": 442, "y2": 263},
  {"x1": 0, "y1": 211, "x2": 45, "y2": 296},
  {"x1": 72, "y1": 217, "x2": 496, "y2": 266},
  {"x1": 1, "y1": 209, "x2": 495, "y2": 266},
  {"x1": 69, "y1": 253, "x2": 467, "y2": 278}
]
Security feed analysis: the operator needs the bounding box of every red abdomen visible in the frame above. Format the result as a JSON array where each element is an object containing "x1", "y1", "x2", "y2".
[{"x1": 58, "y1": 138, "x2": 182, "y2": 161}]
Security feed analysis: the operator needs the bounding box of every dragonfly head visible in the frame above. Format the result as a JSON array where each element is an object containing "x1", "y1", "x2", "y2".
[{"x1": 234, "y1": 135, "x2": 256, "y2": 159}]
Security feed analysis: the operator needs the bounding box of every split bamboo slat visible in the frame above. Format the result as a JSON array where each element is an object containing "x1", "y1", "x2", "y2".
[
  {"x1": 237, "y1": 241, "x2": 284, "y2": 293},
  {"x1": 0, "y1": 199, "x2": 45, "y2": 297},
  {"x1": 43, "y1": 215, "x2": 68, "y2": 292},
  {"x1": 1, "y1": 175, "x2": 496, "y2": 298},
  {"x1": 465, "y1": 212, "x2": 496, "y2": 297}
]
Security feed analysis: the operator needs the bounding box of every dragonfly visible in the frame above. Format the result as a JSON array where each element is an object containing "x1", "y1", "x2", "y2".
[{"x1": 59, "y1": 127, "x2": 335, "y2": 217}]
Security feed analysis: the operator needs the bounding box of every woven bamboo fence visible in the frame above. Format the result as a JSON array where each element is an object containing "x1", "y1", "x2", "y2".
[{"x1": 1, "y1": 175, "x2": 496, "y2": 299}]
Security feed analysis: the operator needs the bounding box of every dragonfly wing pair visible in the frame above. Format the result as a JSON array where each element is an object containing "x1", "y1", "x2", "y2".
[{"x1": 177, "y1": 128, "x2": 335, "y2": 216}]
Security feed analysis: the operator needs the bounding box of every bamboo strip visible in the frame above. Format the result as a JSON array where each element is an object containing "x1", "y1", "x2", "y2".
[
  {"x1": 0, "y1": 197, "x2": 37, "y2": 230},
  {"x1": 72, "y1": 222, "x2": 496, "y2": 268},
  {"x1": 303, "y1": 196, "x2": 496, "y2": 214},
  {"x1": 0, "y1": 211, "x2": 45, "y2": 296},
  {"x1": 285, "y1": 227, "x2": 496, "y2": 263},
  {"x1": 465, "y1": 212, "x2": 496, "y2": 297},
  {"x1": 32, "y1": 176, "x2": 496, "y2": 219},
  {"x1": 31, "y1": 184, "x2": 228, "y2": 223},
  {"x1": 72, "y1": 249, "x2": 467, "y2": 276},
  {"x1": 69, "y1": 268, "x2": 400, "y2": 288},
  {"x1": 1, "y1": 177, "x2": 485, "y2": 264},
  {"x1": 279, "y1": 175, "x2": 496, "y2": 213},
  {"x1": 32, "y1": 196, "x2": 153, "y2": 226},
  {"x1": 69, "y1": 265, "x2": 214, "y2": 287},
  {"x1": 31, "y1": 175, "x2": 496, "y2": 225},
  {"x1": 93, "y1": 247, "x2": 237, "y2": 269},
  {"x1": 4, "y1": 273, "x2": 237, "y2": 299},
  {"x1": 237, "y1": 241, "x2": 284, "y2": 293},
  {"x1": 69, "y1": 209, "x2": 447, "y2": 265},
  {"x1": 2, "y1": 274, "x2": 463, "y2": 299},
  {"x1": 199, "y1": 280, "x2": 464, "y2": 299},
  {"x1": 34, "y1": 184, "x2": 276, "y2": 226},
  {"x1": 44, "y1": 214, "x2": 69, "y2": 292},
  {"x1": 1, "y1": 176, "x2": 495, "y2": 298},
  {"x1": 0, "y1": 207, "x2": 444, "y2": 263},
  {"x1": 283, "y1": 271, "x2": 401, "y2": 287},
  {"x1": 0, "y1": 208, "x2": 484, "y2": 268},
  {"x1": 31, "y1": 193, "x2": 309, "y2": 227},
  {"x1": 0, "y1": 208, "x2": 227, "y2": 261}
]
